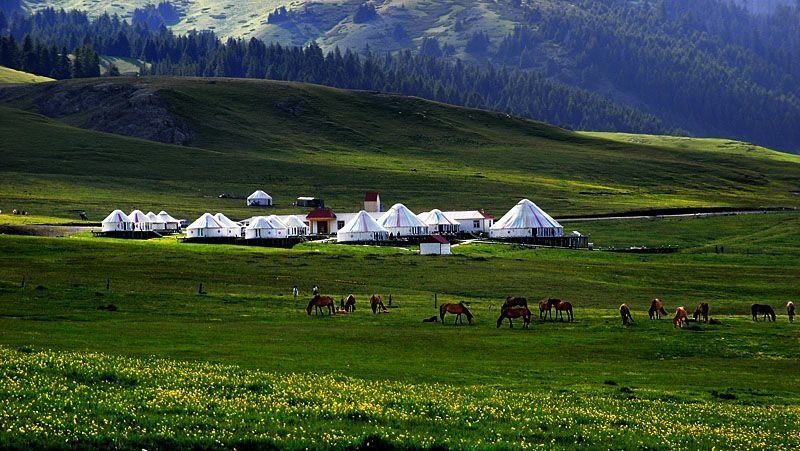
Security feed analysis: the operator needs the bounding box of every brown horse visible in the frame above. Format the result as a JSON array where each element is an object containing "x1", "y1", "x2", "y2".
[
  {"x1": 370, "y1": 294, "x2": 387, "y2": 315},
  {"x1": 649, "y1": 298, "x2": 668, "y2": 320},
  {"x1": 307, "y1": 295, "x2": 334, "y2": 316},
  {"x1": 751, "y1": 304, "x2": 776, "y2": 322},
  {"x1": 693, "y1": 303, "x2": 709, "y2": 324},
  {"x1": 503, "y1": 296, "x2": 528, "y2": 310},
  {"x1": 497, "y1": 306, "x2": 531, "y2": 328},
  {"x1": 554, "y1": 300, "x2": 573, "y2": 322},
  {"x1": 538, "y1": 300, "x2": 550, "y2": 320},
  {"x1": 787, "y1": 301, "x2": 795, "y2": 323},
  {"x1": 440, "y1": 302, "x2": 474, "y2": 325},
  {"x1": 345, "y1": 294, "x2": 356, "y2": 312},
  {"x1": 673, "y1": 306, "x2": 688, "y2": 328},
  {"x1": 619, "y1": 304, "x2": 633, "y2": 326}
]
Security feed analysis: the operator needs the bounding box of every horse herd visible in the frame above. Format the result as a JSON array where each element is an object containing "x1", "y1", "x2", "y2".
[
  {"x1": 621, "y1": 298, "x2": 796, "y2": 328},
  {"x1": 308, "y1": 294, "x2": 797, "y2": 329}
]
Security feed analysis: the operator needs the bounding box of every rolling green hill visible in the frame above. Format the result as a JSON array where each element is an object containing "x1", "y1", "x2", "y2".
[
  {"x1": 0, "y1": 66, "x2": 53, "y2": 84},
  {"x1": 0, "y1": 76, "x2": 798, "y2": 221}
]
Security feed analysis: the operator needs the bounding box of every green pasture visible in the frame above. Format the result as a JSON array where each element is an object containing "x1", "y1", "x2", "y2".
[
  {"x1": 0, "y1": 66, "x2": 53, "y2": 84},
  {"x1": 1, "y1": 78, "x2": 799, "y2": 222}
]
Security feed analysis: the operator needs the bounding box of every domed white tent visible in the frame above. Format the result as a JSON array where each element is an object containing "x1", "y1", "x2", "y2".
[
  {"x1": 418, "y1": 209, "x2": 460, "y2": 234},
  {"x1": 157, "y1": 211, "x2": 181, "y2": 231},
  {"x1": 283, "y1": 215, "x2": 310, "y2": 237},
  {"x1": 101, "y1": 210, "x2": 133, "y2": 232},
  {"x1": 146, "y1": 211, "x2": 166, "y2": 231},
  {"x1": 214, "y1": 213, "x2": 242, "y2": 237},
  {"x1": 128, "y1": 210, "x2": 152, "y2": 231},
  {"x1": 247, "y1": 190, "x2": 273, "y2": 207},
  {"x1": 337, "y1": 210, "x2": 389, "y2": 242},
  {"x1": 378, "y1": 203, "x2": 429, "y2": 237},
  {"x1": 489, "y1": 199, "x2": 563, "y2": 238},
  {"x1": 186, "y1": 213, "x2": 226, "y2": 238},
  {"x1": 245, "y1": 216, "x2": 287, "y2": 239}
]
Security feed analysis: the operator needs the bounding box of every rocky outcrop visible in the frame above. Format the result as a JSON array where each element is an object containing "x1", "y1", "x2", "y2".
[{"x1": 0, "y1": 80, "x2": 193, "y2": 145}]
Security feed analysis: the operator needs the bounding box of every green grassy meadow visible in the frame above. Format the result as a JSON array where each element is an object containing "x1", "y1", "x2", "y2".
[
  {"x1": 0, "y1": 66, "x2": 53, "y2": 84},
  {"x1": 1, "y1": 77, "x2": 800, "y2": 448}
]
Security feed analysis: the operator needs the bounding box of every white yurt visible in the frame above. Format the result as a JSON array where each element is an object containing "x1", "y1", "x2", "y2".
[
  {"x1": 186, "y1": 213, "x2": 226, "y2": 238},
  {"x1": 418, "y1": 209, "x2": 460, "y2": 234},
  {"x1": 245, "y1": 216, "x2": 286, "y2": 239},
  {"x1": 283, "y1": 215, "x2": 310, "y2": 237},
  {"x1": 489, "y1": 199, "x2": 563, "y2": 238},
  {"x1": 128, "y1": 210, "x2": 152, "y2": 231},
  {"x1": 247, "y1": 190, "x2": 273, "y2": 207},
  {"x1": 101, "y1": 210, "x2": 133, "y2": 232},
  {"x1": 214, "y1": 213, "x2": 242, "y2": 237},
  {"x1": 378, "y1": 203, "x2": 429, "y2": 237},
  {"x1": 337, "y1": 210, "x2": 389, "y2": 242},
  {"x1": 157, "y1": 211, "x2": 181, "y2": 231},
  {"x1": 146, "y1": 211, "x2": 166, "y2": 231}
]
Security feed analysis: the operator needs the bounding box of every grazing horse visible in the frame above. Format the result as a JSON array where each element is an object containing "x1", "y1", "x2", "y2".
[
  {"x1": 788, "y1": 302, "x2": 795, "y2": 323},
  {"x1": 554, "y1": 300, "x2": 574, "y2": 322},
  {"x1": 345, "y1": 294, "x2": 356, "y2": 312},
  {"x1": 619, "y1": 304, "x2": 633, "y2": 326},
  {"x1": 649, "y1": 298, "x2": 668, "y2": 320},
  {"x1": 307, "y1": 295, "x2": 334, "y2": 316},
  {"x1": 751, "y1": 304, "x2": 776, "y2": 322},
  {"x1": 538, "y1": 300, "x2": 550, "y2": 320},
  {"x1": 503, "y1": 296, "x2": 528, "y2": 311},
  {"x1": 440, "y1": 302, "x2": 474, "y2": 325},
  {"x1": 673, "y1": 307, "x2": 688, "y2": 328},
  {"x1": 693, "y1": 303, "x2": 709, "y2": 324},
  {"x1": 370, "y1": 294, "x2": 387, "y2": 315},
  {"x1": 497, "y1": 306, "x2": 531, "y2": 328}
]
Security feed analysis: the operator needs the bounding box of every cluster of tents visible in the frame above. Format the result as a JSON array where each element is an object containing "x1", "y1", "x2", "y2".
[
  {"x1": 337, "y1": 199, "x2": 563, "y2": 242},
  {"x1": 101, "y1": 210, "x2": 181, "y2": 233},
  {"x1": 186, "y1": 213, "x2": 309, "y2": 239}
]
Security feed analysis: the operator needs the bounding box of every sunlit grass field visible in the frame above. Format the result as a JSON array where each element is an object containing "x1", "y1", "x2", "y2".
[{"x1": 0, "y1": 213, "x2": 798, "y2": 448}]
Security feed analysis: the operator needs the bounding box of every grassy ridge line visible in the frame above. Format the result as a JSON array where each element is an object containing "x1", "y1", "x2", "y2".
[
  {"x1": 0, "y1": 66, "x2": 53, "y2": 84},
  {"x1": 2, "y1": 77, "x2": 799, "y2": 221},
  {"x1": 1, "y1": 347, "x2": 797, "y2": 450}
]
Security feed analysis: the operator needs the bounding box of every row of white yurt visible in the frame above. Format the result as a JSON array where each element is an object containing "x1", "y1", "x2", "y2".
[
  {"x1": 186, "y1": 213, "x2": 225, "y2": 238},
  {"x1": 489, "y1": 199, "x2": 563, "y2": 238},
  {"x1": 214, "y1": 213, "x2": 242, "y2": 237},
  {"x1": 102, "y1": 209, "x2": 181, "y2": 232},
  {"x1": 282, "y1": 215, "x2": 311, "y2": 237},
  {"x1": 417, "y1": 209, "x2": 460, "y2": 234}
]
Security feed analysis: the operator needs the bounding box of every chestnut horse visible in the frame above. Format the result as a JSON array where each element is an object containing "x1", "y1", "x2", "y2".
[
  {"x1": 619, "y1": 304, "x2": 633, "y2": 326},
  {"x1": 345, "y1": 294, "x2": 356, "y2": 312},
  {"x1": 693, "y1": 303, "x2": 709, "y2": 324},
  {"x1": 538, "y1": 300, "x2": 550, "y2": 320},
  {"x1": 673, "y1": 306, "x2": 688, "y2": 328},
  {"x1": 497, "y1": 306, "x2": 531, "y2": 328},
  {"x1": 554, "y1": 300, "x2": 573, "y2": 322},
  {"x1": 751, "y1": 304, "x2": 776, "y2": 322},
  {"x1": 307, "y1": 295, "x2": 334, "y2": 316},
  {"x1": 370, "y1": 294, "x2": 387, "y2": 314},
  {"x1": 649, "y1": 298, "x2": 668, "y2": 320},
  {"x1": 787, "y1": 302, "x2": 795, "y2": 323},
  {"x1": 440, "y1": 302, "x2": 474, "y2": 325}
]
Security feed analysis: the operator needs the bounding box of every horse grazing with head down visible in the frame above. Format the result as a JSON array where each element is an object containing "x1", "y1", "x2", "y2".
[
  {"x1": 693, "y1": 303, "x2": 709, "y2": 324},
  {"x1": 619, "y1": 304, "x2": 633, "y2": 326},
  {"x1": 673, "y1": 307, "x2": 688, "y2": 328},
  {"x1": 440, "y1": 302, "x2": 474, "y2": 325},
  {"x1": 503, "y1": 296, "x2": 528, "y2": 310},
  {"x1": 345, "y1": 294, "x2": 356, "y2": 312},
  {"x1": 787, "y1": 302, "x2": 795, "y2": 323},
  {"x1": 649, "y1": 298, "x2": 668, "y2": 320},
  {"x1": 370, "y1": 294, "x2": 387, "y2": 315},
  {"x1": 554, "y1": 300, "x2": 573, "y2": 322},
  {"x1": 497, "y1": 306, "x2": 531, "y2": 329},
  {"x1": 751, "y1": 304, "x2": 776, "y2": 322},
  {"x1": 307, "y1": 295, "x2": 335, "y2": 316}
]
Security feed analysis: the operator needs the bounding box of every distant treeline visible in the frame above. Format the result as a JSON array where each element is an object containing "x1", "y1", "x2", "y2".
[
  {"x1": 492, "y1": 0, "x2": 800, "y2": 152},
  {"x1": 0, "y1": 7, "x2": 666, "y2": 135}
]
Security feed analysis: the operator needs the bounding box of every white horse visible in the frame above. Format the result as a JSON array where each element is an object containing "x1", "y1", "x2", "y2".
[{"x1": 788, "y1": 301, "x2": 795, "y2": 323}]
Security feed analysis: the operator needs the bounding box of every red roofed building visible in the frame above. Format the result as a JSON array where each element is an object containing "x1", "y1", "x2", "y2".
[
  {"x1": 364, "y1": 192, "x2": 381, "y2": 212},
  {"x1": 306, "y1": 208, "x2": 337, "y2": 235},
  {"x1": 420, "y1": 234, "x2": 451, "y2": 255}
]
